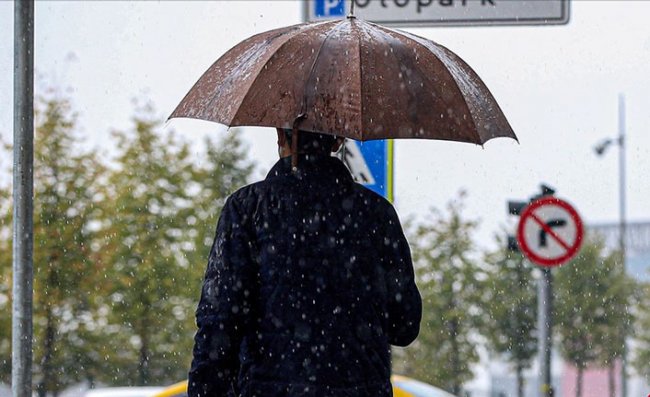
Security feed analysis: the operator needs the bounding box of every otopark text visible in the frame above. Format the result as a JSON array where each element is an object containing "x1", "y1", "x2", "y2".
[
  {"x1": 317, "y1": 0, "x2": 496, "y2": 16},
  {"x1": 355, "y1": 0, "x2": 495, "y2": 12}
]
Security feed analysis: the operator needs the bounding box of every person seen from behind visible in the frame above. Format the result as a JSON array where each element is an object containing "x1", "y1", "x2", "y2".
[{"x1": 188, "y1": 129, "x2": 422, "y2": 397}]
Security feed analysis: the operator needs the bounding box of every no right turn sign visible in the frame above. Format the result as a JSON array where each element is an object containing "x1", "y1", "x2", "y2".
[{"x1": 516, "y1": 196, "x2": 584, "y2": 268}]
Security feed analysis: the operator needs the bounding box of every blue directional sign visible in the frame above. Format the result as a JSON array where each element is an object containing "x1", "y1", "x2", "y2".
[
  {"x1": 314, "y1": 0, "x2": 345, "y2": 18},
  {"x1": 343, "y1": 139, "x2": 394, "y2": 202}
]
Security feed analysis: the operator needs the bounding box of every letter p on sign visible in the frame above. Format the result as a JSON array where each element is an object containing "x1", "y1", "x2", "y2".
[{"x1": 315, "y1": 0, "x2": 345, "y2": 17}]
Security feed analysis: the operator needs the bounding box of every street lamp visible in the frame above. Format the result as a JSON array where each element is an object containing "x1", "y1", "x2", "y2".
[
  {"x1": 594, "y1": 138, "x2": 616, "y2": 156},
  {"x1": 593, "y1": 94, "x2": 627, "y2": 397}
]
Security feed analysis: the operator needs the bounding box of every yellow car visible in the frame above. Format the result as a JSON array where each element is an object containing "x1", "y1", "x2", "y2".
[{"x1": 153, "y1": 376, "x2": 456, "y2": 397}]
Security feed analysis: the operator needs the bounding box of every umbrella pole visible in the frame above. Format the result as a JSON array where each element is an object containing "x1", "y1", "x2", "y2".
[
  {"x1": 291, "y1": 128, "x2": 299, "y2": 170},
  {"x1": 291, "y1": 114, "x2": 304, "y2": 171}
]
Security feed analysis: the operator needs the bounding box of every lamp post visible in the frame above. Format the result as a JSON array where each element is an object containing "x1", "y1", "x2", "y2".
[{"x1": 593, "y1": 94, "x2": 627, "y2": 397}]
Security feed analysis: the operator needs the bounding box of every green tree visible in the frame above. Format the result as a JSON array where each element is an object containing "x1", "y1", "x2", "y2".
[
  {"x1": 98, "y1": 103, "x2": 197, "y2": 385},
  {"x1": 97, "y1": 106, "x2": 253, "y2": 386},
  {"x1": 0, "y1": 97, "x2": 255, "y2": 389},
  {"x1": 33, "y1": 96, "x2": 108, "y2": 396},
  {"x1": 0, "y1": 180, "x2": 11, "y2": 383},
  {"x1": 555, "y1": 237, "x2": 634, "y2": 397},
  {"x1": 633, "y1": 281, "x2": 650, "y2": 385},
  {"x1": 185, "y1": 129, "x2": 254, "y2": 281},
  {"x1": 393, "y1": 194, "x2": 483, "y2": 396},
  {"x1": 594, "y1": 250, "x2": 635, "y2": 397},
  {"x1": 483, "y1": 238, "x2": 537, "y2": 397},
  {"x1": 0, "y1": 94, "x2": 107, "y2": 395}
]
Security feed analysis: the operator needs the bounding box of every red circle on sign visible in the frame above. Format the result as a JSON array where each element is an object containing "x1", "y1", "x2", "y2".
[{"x1": 516, "y1": 196, "x2": 584, "y2": 268}]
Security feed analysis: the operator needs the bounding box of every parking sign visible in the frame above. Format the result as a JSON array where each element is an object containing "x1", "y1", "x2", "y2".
[{"x1": 314, "y1": 0, "x2": 345, "y2": 17}]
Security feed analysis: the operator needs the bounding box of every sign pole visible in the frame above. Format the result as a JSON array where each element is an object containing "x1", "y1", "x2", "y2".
[
  {"x1": 516, "y1": 190, "x2": 582, "y2": 397},
  {"x1": 538, "y1": 267, "x2": 553, "y2": 397},
  {"x1": 12, "y1": 1, "x2": 35, "y2": 397}
]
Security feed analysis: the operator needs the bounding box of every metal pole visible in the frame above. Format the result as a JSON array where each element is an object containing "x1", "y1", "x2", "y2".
[
  {"x1": 12, "y1": 1, "x2": 34, "y2": 397},
  {"x1": 301, "y1": 0, "x2": 309, "y2": 23},
  {"x1": 618, "y1": 93, "x2": 627, "y2": 397},
  {"x1": 538, "y1": 267, "x2": 553, "y2": 397}
]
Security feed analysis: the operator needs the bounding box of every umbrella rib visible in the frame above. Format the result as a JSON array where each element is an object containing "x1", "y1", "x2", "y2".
[
  {"x1": 201, "y1": 28, "x2": 297, "y2": 123},
  {"x1": 299, "y1": 20, "x2": 347, "y2": 120},
  {"x1": 368, "y1": 24, "x2": 413, "y2": 141},
  {"x1": 370, "y1": 23, "x2": 482, "y2": 145},
  {"x1": 353, "y1": 21, "x2": 364, "y2": 141},
  {"x1": 386, "y1": 25, "x2": 516, "y2": 144},
  {"x1": 228, "y1": 21, "x2": 340, "y2": 128},
  {"x1": 170, "y1": 26, "x2": 294, "y2": 122},
  {"x1": 407, "y1": 35, "x2": 487, "y2": 145},
  {"x1": 225, "y1": 25, "x2": 316, "y2": 127}
]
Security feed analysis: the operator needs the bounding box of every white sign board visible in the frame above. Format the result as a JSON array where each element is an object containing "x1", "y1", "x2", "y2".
[
  {"x1": 343, "y1": 141, "x2": 376, "y2": 185},
  {"x1": 340, "y1": 140, "x2": 394, "y2": 201},
  {"x1": 304, "y1": 0, "x2": 569, "y2": 27}
]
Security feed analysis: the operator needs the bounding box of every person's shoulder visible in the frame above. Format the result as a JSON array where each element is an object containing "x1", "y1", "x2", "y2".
[
  {"x1": 350, "y1": 183, "x2": 396, "y2": 214},
  {"x1": 227, "y1": 180, "x2": 267, "y2": 206}
]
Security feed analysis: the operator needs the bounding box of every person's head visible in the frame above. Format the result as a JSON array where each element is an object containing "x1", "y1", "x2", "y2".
[{"x1": 276, "y1": 128, "x2": 344, "y2": 158}]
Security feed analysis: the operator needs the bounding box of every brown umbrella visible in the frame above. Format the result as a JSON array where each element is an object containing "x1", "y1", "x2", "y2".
[{"x1": 170, "y1": 16, "x2": 517, "y2": 164}]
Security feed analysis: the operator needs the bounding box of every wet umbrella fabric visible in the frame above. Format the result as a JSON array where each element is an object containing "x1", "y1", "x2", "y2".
[{"x1": 170, "y1": 17, "x2": 516, "y2": 145}]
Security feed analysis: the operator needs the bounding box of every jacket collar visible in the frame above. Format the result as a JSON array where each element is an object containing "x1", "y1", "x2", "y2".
[{"x1": 266, "y1": 154, "x2": 353, "y2": 182}]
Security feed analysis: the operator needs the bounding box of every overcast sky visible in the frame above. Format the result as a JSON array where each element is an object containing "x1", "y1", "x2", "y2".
[{"x1": 1, "y1": 1, "x2": 649, "y2": 250}]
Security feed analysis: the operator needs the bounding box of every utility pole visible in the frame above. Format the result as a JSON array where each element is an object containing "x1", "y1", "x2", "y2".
[
  {"x1": 618, "y1": 94, "x2": 627, "y2": 397},
  {"x1": 594, "y1": 94, "x2": 627, "y2": 397},
  {"x1": 12, "y1": 1, "x2": 34, "y2": 397}
]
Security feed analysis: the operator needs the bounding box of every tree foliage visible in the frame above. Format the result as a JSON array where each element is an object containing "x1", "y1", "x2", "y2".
[
  {"x1": 0, "y1": 170, "x2": 11, "y2": 383},
  {"x1": 184, "y1": 130, "x2": 254, "y2": 279},
  {"x1": 482, "y1": 238, "x2": 537, "y2": 397},
  {"x1": 393, "y1": 194, "x2": 483, "y2": 396},
  {"x1": 0, "y1": 94, "x2": 254, "y2": 392},
  {"x1": 0, "y1": 94, "x2": 107, "y2": 394},
  {"x1": 96, "y1": 104, "x2": 197, "y2": 385},
  {"x1": 96, "y1": 104, "x2": 253, "y2": 386},
  {"x1": 633, "y1": 281, "x2": 650, "y2": 382},
  {"x1": 555, "y1": 236, "x2": 635, "y2": 397}
]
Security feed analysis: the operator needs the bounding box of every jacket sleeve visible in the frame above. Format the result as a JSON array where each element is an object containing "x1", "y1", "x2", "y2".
[
  {"x1": 188, "y1": 196, "x2": 258, "y2": 397},
  {"x1": 381, "y1": 205, "x2": 422, "y2": 347}
]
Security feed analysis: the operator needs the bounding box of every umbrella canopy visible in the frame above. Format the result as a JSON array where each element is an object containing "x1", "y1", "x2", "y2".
[{"x1": 170, "y1": 17, "x2": 516, "y2": 145}]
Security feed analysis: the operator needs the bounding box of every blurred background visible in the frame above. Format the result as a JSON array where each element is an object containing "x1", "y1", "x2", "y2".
[{"x1": 1, "y1": 1, "x2": 649, "y2": 396}]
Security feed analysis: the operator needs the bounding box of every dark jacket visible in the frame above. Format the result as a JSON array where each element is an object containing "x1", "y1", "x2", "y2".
[{"x1": 188, "y1": 154, "x2": 421, "y2": 397}]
